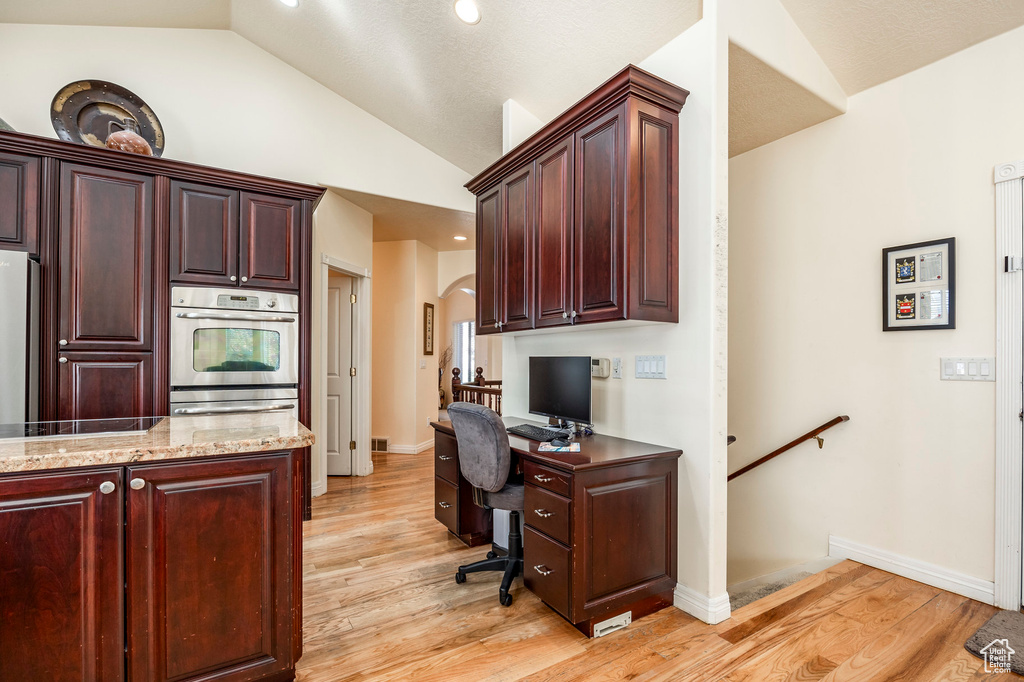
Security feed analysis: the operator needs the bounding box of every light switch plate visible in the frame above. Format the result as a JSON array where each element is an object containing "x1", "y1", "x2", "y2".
[
  {"x1": 635, "y1": 355, "x2": 667, "y2": 379},
  {"x1": 611, "y1": 357, "x2": 623, "y2": 379},
  {"x1": 940, "y1": 357, "x2": 995, "y2": 381}
]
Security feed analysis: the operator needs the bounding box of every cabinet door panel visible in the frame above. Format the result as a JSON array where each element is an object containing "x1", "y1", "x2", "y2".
[
  {"x1": 628, "y1": 102, "x2": 678, "y2": 321},
  {"x1": 0, "y1": 468, "x2": 124, "y2": 682},
  {"x1": 501, "y1": 166, "x2": 533, "y2": 331},
  {"x1": 127, "y1": 453, "x2": 294, "y2": 682},
  {"x1": 58, "y1": 352, "x2": 153, "y2": 420},
  {"x1": 476, "y1": 185, "x2": 501, "y2": 334},
  {"x1": 574, "y1": 106, "x2": 625, "y2": 323},
  {"x1": 170, "y1": 180, "x2": 238, "y2": 286},
  {"x1": 535, "y1": 138, "x2": 573, "y2": 328},
  {"x1": 59, "y1": 164, "x2": 153, "y2": 350},
  {"x1": 239, "y1": 192, "x2": 300, "y2": 291},
  {"x1": 0, "y1": 151, "x2": 40, "y2": 254}
]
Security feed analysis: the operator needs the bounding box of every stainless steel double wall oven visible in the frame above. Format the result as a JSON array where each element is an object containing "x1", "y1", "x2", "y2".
[{"x1": 170, "y1": 286, "x2": 300, "y2": 418}]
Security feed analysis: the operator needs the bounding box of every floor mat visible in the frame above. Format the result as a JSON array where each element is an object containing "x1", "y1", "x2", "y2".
[{"x1": 965, "y1": 610, "x2": 1024, "y2": 675}]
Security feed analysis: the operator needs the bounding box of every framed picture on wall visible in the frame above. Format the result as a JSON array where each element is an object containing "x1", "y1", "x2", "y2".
[
  {"x1": 424, "y1": 303, "x2": 435, "y2": 355},
  {"x1": 882, "y1": 237, "x2": 955, "y2": 331}
]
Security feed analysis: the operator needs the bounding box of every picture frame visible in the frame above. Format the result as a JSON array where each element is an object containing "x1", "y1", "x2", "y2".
[
  {"x1": 424, "y1": 302, "x2": 434, "y2": 355},
  {"x1": 882, "y1": 237, "x2": 955, "y2": 331}
]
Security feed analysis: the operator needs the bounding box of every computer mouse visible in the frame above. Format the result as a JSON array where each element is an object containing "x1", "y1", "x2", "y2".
[{"x1": 551, "y1": 438, "x2": 570, "y2": 447}]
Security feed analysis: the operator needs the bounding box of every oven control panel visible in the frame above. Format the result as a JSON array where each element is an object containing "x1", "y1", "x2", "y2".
[
  {"x1": 216, "y1": 294, "x2": 261, "y2": 310},
  {"x1": 171, "y1": 286, "x2": 299, "y2": 314}
]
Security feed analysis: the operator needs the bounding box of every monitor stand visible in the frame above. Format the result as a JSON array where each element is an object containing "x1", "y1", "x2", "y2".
[{"x1": 548, "y1": 418, "x2": 583, "y2": 437}]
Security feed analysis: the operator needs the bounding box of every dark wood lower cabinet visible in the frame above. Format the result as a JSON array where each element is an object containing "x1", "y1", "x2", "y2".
[
  {"x1": 0, "y1": 468, "x2": 125, "y2": 682},
  {"x1": 0, "y1": 451, "x2": 300, "y2": 682},
  {"x1": 430, "y1": 425, "x2": 492, "y2": 547},
  {"x1": 58, "y1": 352, "x2": 154, "y2": 421},
  {"x1": 128, "y1": 453, "x2": 295, "y2": 682}
]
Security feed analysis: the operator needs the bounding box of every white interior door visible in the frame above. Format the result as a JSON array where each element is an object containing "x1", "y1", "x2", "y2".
[{"x1": 327, "y1": 272, "x2": 354, "y2": 475}]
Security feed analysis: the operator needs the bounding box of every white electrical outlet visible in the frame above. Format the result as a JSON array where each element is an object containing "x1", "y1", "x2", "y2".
[{"x1": 611, "y1": 357, "x2": 623, "y2": 379}]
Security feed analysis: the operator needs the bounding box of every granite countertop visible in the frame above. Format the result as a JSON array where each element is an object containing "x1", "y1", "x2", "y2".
[{"x1": 0, "y1": 413, "x2": 315, "y2": 473}]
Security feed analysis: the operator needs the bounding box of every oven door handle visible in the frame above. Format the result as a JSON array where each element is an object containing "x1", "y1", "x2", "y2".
[
  {"x1": 173, "y1": 404, "x2": 296, "y2": 415},
  {"x1": 175, "y1": 312, "x2": 297, "y2": 323}
]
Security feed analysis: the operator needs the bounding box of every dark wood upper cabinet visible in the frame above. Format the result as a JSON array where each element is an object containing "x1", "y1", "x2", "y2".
[
  {"x1": 501, "y1": 165, "x2": 534, "y2": 331},
  {"x1": 127, "y1": 453, "x2": 295, "y2": 681},
  {"x1": 0, "y1": 467, "x2": 125, "y2": 682},
  {"x1": 574, "y1": 106, "x2": 625, "y2": 323},
  {"x1": 170, "y1": 180, "x2": 238, "y2": 286},
  {"x1": 240, "y1": 192, "x2": 301, "y2": 291},
  {"x1": 0, "y1": 150, "x2": 40, "y2": 255},
  {"x1": 535, "y1": 137, "x2": 574, "y2": 328},
  {"x1": 466, "y1": 65, "x2": 687, "y2": 333},
  {"x1": 58, "y1": 352, "x2": 153, "y2": 421},
  {"x1": 58, "y1": 163, "x2": 153, "y2": 351},
  {"x1": 476, "y1": 185, "x2": 501, "y2": 334}
]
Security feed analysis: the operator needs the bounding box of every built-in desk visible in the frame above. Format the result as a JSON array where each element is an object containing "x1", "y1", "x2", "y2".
[{"x1": 430, "y1": 416, "x2": 682, "y2": 636}]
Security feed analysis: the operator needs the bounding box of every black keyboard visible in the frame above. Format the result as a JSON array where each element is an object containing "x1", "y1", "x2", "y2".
[{"x1": 506, "y1": 424, "x2": 565, "y2": 442}]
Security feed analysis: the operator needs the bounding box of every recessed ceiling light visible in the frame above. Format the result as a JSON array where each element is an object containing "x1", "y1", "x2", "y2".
[
  {"x1": 454, "y1": 0, "x2": 480, "y2": 25},
  {"x1": 279, "y1": 0, "x2": 299, "y2": 7},
  {"x1": 453, "y1": 235, "x2": 468, "y2": 241}
]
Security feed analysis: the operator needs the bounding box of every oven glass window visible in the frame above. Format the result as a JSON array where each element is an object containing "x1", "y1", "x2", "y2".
[{"x1": 193, "y1": 329, "x2": 282, "y2": 372}]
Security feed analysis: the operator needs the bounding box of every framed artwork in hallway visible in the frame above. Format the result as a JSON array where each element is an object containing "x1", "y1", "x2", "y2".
[
  {"x1": 882, "y1": 237, "x2": 955, "y2": 331},
  {"x1": 424, "y1": 302, "x2": 435, "y2": 355}
]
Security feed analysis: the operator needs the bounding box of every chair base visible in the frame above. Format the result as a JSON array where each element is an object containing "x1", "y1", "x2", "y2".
[{"x1": 456, "y1": 510, "x2": 523, "y2": 606}]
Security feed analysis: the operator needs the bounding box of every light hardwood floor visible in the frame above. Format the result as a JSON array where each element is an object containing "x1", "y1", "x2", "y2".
[{"x1": 295, "y1": 451, "x2": 1017, "y2": 681}]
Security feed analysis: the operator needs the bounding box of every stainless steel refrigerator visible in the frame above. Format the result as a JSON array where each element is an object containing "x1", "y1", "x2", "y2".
[{"x1": 0, "y1": 250, "x2": 39, "y2": 424}]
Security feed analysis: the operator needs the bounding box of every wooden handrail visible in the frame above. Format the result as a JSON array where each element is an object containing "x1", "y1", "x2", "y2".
[
  {"x1": 451, "y1": 367, "x2": 502, "y2": 415},
  {"x1": 727, "y1": 415, "x2": 850, "y2": 482}
]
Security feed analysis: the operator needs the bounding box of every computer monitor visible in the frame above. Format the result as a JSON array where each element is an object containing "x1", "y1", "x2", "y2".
[{"x1": 528, "y1": 356, "x2": 592, "y2": 426}]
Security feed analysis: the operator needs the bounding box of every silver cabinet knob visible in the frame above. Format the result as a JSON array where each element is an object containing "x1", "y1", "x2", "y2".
[
  {"x1": 494, "y1": 323, "x2": 499, "y2": 329},
  {"x1": 130, "y1": 478, "x2": 146, "y2": 490},
  {"x1": 99, "y1": 481, "x2": 115, "y2": 495},
  {"x1": 533, "y1": 564, "x2": 553, "y2": 576},
  {"x1": 562, "y1": 312, "x2": 568, "y2": 319},
  {"x1": 230, "y1": 275, "x2": 237, "y2": 282},
  {"x1": 438, "y1": 502, "x2": 452, "y2": 509},
  {"x1": 570, "y1": 310, "x2": 577, "y2": 318},
  {"x1": 58, "y1": 339, "x2": 68, "y2": 346},
  {"x1": 58, "y1": 357, "x2": 68, "y2": 364},
  {"x1": 241, "y1": 276, "x2": 248, "y2": 283}
]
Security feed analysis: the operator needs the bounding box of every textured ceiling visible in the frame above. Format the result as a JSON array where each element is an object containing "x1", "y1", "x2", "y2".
[
  {"x1": 778, "y1": 0, "x2": 1024, "y2": 94},
  {"x1": 729, "y1": 43, "x2": 843, "y2": 157},
  {"x1": 331, "y1": 187, "x2": 476, "y2": 252},
  {"x1": 0, "y1": 0, "x2": 230, "y2": 29}
]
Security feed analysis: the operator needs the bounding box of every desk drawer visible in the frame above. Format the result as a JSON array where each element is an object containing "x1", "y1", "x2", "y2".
[
  {"x1": 524, "y1": 527, "x2": 570, "y2": 617},
  {"x1": 434, "y1": 477, "x2": 458, "y2": 531},
  {"x1": 434, "y1": 432, "x2": 459, "y2": 484},
  {"x1": 525, "y1": 485, "x2": 571, "y2": 545},
  {"x1": 524, "y1": 461, "x2": 571, "y2": 497}
]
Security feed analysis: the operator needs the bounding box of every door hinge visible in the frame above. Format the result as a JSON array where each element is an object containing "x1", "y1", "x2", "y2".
[
  {"x1": 1019, "y1": 409, "x2": 1022, "y2": 422},
  {"x1": 1005, "y1": 256, "x2": 1023, "y2": 273},
  {"x1": 350, "y1": 293, "x2": 357, "y2": 304},
  {"x1": 349, "y1": 440, "x2": 356, "y2": 451},
  {"x1": 349, "y1": 367, "x2": 357, "y2": 377}
]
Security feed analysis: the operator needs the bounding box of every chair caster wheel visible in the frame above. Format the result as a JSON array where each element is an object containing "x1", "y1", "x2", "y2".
[
  {"x1": 500, "y1": 591, "x2": 512, "y2": 607},
  {"x1": 487, "y1": 551, "x2": 497, "y2": 559},
  {"x1": 455, "y1": 571, "x2": 466, "y2": 584}
]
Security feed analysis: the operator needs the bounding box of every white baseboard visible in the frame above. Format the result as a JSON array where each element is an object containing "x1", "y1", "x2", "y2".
[
  {"x1": 388, "y1": 439, "x2": 434, "y2": 455},
  {"x1": 674, "y1": 583, "x2": 732, "y2": 624},
  {"x1": 311, "y1": 481, "x2": 327, "y2": 498},
  {"x1": 828, "y1": 535, "x2": 995, "y2": 605}
]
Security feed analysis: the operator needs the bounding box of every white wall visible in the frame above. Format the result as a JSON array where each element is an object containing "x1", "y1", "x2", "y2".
[
  {"x1": 0, "y1": 24, "x2": 475, "y2": 213},
  {"x1": 728, "y1": 25, "x2": 1024, "y2": 584},
  {"x1": 415, "y1": 241, "x2": 440, "y2": 448},
  {"x1": 438, "y1": 250, "x2": 476, "y2": 297},
  {"x1": 311, "y1": 190, "x2": 373, "y2": 492},
  {"x1": 501, "y1": 10, "x2": 730, "y2": 615}
]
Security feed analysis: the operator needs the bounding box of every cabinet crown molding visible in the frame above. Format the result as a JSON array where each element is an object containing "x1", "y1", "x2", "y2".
[
  {"x1": 466, "y1": 64, "x2": 689, "y2": 195},
  {"x1": 0, "y1": 129, "x2": 326, "y2": 206}
]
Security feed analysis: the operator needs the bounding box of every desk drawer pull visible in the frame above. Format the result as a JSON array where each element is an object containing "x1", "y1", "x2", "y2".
[
  {"x1": 533, "y1": 564, "x2": 554, "y2": 576},
  {"x1": 438, "y1": 502, "x2": 452, "y2": 509},
  {"x1": 438, "y1": 455, "x2": 453, "y2": 461},
  {"x1": 533, "y1": 509, "x2": 553, "y2": 518},
  {"x1": 534, "y1": 474, "x2": 554, "y2": 483}
]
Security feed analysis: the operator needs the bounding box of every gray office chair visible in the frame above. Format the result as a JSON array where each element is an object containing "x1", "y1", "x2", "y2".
[{"x1": 447, "y1": 402, "x2": 523, "y2": 607}]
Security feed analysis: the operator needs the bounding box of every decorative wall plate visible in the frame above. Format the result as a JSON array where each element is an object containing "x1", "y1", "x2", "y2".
[{"x1": 50, "y1": 80, "x2": 164, "y2": 157}]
